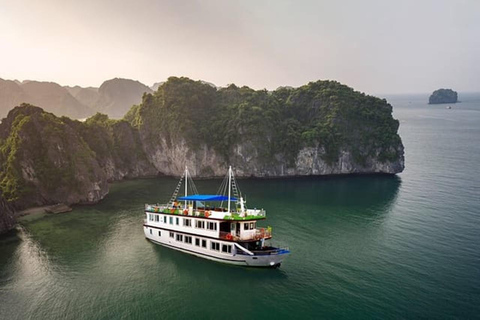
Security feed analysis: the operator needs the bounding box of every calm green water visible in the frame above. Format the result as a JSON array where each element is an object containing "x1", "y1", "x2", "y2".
[{"x1": 1, "y1": 94, "x2": 480, "y2": 319}]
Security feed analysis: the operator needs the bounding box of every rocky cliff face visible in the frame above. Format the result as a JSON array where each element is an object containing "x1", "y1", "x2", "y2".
[
  {"x1": 292, "y1": 147, "x2": 404, "y2": 176},
  {"x1": 131, "y1": 77, "x2": 405, "y2": 178},
  {"x1": 0, "y1": 77, "x2": 404, "y2": 211},
  {"x1": 136, "y1": 138, "x2": 404, "y2": 178},
  {"x1": 0, "y1": 105, "x2": 109, "y2": 209},
  {"x1": 75, "y1": 114, "x2": 157, "y2": 181}
]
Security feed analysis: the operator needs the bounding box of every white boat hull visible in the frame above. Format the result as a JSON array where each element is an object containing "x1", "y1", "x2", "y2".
[{"x1": 144, "y1": 226, "x2": 288, "y2": 267}]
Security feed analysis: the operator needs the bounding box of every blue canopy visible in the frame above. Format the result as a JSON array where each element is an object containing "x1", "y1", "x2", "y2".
[{"x1": 177, "y1": 194, "x2": 237, "y2": 201}]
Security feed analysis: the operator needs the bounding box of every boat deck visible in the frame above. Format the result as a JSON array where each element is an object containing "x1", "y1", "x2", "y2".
[
  {"x1": 219, "y1": 229, "x2": 272, "y2": 242},
  {"x1": 145, "y1": 204, "x2": 266, "y2": 221}
]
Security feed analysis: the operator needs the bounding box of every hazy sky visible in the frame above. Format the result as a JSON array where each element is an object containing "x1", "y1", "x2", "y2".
[{"x1": 1, "y1": 0, "x2": 479, "y2": 94}]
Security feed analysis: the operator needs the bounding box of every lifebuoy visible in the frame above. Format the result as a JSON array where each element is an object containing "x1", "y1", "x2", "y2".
[
  {"x1": 205, "y1": 211, "x2": 210, "y2": 217},
  {"x1": 183, "y1": 209, "x2": 188, "y2": 215}
]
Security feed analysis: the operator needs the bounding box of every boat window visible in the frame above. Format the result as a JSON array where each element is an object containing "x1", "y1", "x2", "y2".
[
  {"x1": 158, "y1": 231, "x2": 161, "y2": 237},
  {"x1": 155, "y1": 215, "x2": 159, "y2": 222},
  {"x1": 176, "y1": 217, "x2": 179, "y2": 225},
  {"x1": 164, "y1": 216, "x2": 167, "y2": 223},
  {"x1": 195, "y1": 238, "x2": 200, "y2": 246},
  {"x1": 207, "y1": 222, "x2": 217, "y2": 231},
  {"x1": 169, "y1": 217, "x2": 173, "y2": 224},
  {"x1": 222, "y1": 245, "x2": 232, "y2": 253},
  {"x1": 250, "y1": 222, "x2": 254, "y2": 229},
  {"x1": 176, "y1": 234, "x2": 183, "y2": 242},
  {"x1": 184, "y1": 219, "x2": 192, "y2": 227},
  {"x1": 185, "y1": 236, "x2": 192, "y2": 244},
  {"x1": 149, "y1": 229, "x2": 152, "y2": 234},
  {"x1": 170, "y1": 232, "x2": 174, "y2": 238},
  {"x1": 201, "y1": 240, "x2": 207, "y2": 248},
  {"x1": 244, "y1": 223, "x2": 249, "y2": 230},
  {"x1": 211, "y1": 241, "x2": 220, "y2": 251},
  {"x1": 196, "y1": 220, "x2": 205, "y2": 229}
]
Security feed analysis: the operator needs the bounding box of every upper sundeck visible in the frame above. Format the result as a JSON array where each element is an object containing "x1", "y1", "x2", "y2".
[
  {"x1": 145, "y1": 203, "x2": 266, "y2": 221},
  {"x1": 147, "y1": 166, "x2": 266, "y2": 221}
]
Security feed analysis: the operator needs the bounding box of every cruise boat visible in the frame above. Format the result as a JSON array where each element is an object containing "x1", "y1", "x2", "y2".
[{"x1": 143, "y1": 167, "x2": 290, "y2": 267}]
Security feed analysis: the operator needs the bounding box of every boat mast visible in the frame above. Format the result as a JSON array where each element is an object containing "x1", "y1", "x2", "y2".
[
  {"x1": 227, "y1": 166, "x2": 232, "y2": 213},
  {"x1": 184, "y1": 166, "x2": 188, "y2": 209}
]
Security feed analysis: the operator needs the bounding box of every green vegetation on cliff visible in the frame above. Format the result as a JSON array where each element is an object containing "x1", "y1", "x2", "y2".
[
  {"x1": 0, "y1": 104, "x2": 102, "y2": 205},
  {"x1": 429, "y1": 89, "x2": 458, "y2": 104},
  {"x1": 128, "y1": 77, "x2": 402, "y2": 165},
  {"x1": 0, "y1": 112, "x2": 31, "y2": 201},
  {"x1": 0, "y1": 104, "x2": 155, "y2": 208},
  {"x1": 78, "y1": 112, "x2": 151, "y2": 171},
  {"x1": 0, "y1": 78, "x2": 404, "y2": 210}
]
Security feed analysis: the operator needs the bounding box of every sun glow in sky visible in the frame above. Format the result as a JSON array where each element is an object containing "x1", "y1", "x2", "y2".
[{"x1": 0, "y1": 0, "x2": 479, "y2": 94}]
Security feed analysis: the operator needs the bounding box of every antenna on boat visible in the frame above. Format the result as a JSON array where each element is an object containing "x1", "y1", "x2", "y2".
[
  {"x1": 227, "y1": 166, "x2": 232, "y2": 213},
  {"x1": 184, "y1": 166, "x2": 188, "y2": 210},
  {"x1": 217, "y1": 167, "x2": 241, "y2": 211}
]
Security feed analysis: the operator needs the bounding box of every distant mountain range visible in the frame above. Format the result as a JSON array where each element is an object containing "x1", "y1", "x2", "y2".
[{"x1": 0, "y1": 77, "x2": 154, "y2": 119}]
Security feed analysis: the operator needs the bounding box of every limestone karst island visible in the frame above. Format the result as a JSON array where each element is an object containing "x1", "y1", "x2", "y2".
[
  {"x1": 429, "y1": 89, "x2": 458, "y2": 104},
  {"x1": 0, "y1": 77, "x2": 404, "y2": 234}
]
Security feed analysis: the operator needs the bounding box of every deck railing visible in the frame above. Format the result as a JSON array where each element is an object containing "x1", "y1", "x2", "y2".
[
  {"x1": 219, "y1": 228, "x2": 271, "y2": 241},
  {"x1": 145, "y1": 204, "x2": 169, "y2": 212},
  {"x1": 145, "y1": 204, "x2": 266, "y2": 220},
  {"x1": 246, "y1": 209, "x2": 266, "y2": 217}
]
